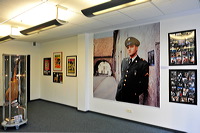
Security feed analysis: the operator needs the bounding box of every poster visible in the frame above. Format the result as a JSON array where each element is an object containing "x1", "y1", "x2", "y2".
[
  {"x1": 93, "y1": 22, "x2": 160, "y2": 107},
  {"x1": 66, "y1": 56, "x2": 77, "y2": 77},
  {"x1": 53, "y1": 52, "x2": 62, "y2": 71},
  {"x1": 43, "y1": 58, "x2": 51, "y2": 75}
]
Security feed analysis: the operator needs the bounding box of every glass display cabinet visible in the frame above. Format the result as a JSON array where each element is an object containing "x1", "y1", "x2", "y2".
[{"x1": 1, "y1": 54, "x2": 28, "y2": 130}]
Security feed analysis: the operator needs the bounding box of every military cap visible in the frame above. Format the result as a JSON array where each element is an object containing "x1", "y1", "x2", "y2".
[{"x1": 125, "y1": 37, "x2": 140, "y2": 47}]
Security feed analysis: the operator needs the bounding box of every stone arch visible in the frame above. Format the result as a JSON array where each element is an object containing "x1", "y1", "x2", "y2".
[{"x1": 94, "y1": 60, "x2": 112, "y2": 76}]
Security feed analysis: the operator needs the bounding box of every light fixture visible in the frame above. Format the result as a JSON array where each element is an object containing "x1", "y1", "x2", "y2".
[
  {"x1": 20, "y1": 4, "x2": 68, "y2": 35},
  {"x1": 81, "y1": 0, "x2": 151, "y2": 17},
  {"x1": 0, "y1": 35, "x2": 16, "y2": 43},
  {"x1": 20, "y1": 19, "x2": 66, "y2": 35}
]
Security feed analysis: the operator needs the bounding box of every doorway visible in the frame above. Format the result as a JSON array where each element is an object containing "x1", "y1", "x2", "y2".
[{"x1": 27, "y1": 55, "x2": 30, "y2": 102}]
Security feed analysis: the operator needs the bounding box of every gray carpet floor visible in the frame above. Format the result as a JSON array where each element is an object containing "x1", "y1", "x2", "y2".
[{"x1": 0, "y1": 100, "x2": 185, "y2": 132}]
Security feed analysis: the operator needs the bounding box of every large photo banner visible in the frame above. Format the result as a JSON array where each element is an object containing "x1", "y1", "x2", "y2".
[{"x1": 93, "y1": 22, "x2": 160, "y2": 107}]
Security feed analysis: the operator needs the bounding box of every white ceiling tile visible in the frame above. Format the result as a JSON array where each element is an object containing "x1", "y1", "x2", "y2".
[
  {"x1": 119, "y1": 2, "x2": 163, "y2": 20},
  {"x1": 94, "y1": 12, "x2": 134, "y2": 25},
  {"x1": 65, "y1": 12, "x2": 93, "y2": 25},
  {"x1": 77, "y1": 19, "x2": 110, "y2": 29},
  {"x1": 152, "y1": 0, "x2": 200, "y2": 14},
  {"x1": 0, "y1": 0, "x2": 41, "y2": 18},
  {"x1": 56, "y1": 0, "x2": 109, "y2": 13}
]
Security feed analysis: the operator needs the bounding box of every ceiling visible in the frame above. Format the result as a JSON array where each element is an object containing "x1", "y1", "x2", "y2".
[{"x1": 0, "y1": 0, "x2": 200, "y2": 43}]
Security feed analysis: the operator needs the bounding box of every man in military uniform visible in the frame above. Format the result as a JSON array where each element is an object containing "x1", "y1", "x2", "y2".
[{"x1": 115, "y1": 37, "x2": 149, "y2": 104}]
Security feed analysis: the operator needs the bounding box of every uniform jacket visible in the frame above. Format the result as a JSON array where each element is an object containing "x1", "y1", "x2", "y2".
[{"x1": 115, "y1": 55, "x2": 149, "y2": 104}]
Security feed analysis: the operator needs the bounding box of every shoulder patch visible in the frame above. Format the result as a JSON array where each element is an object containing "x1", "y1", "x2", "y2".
[{"x1": 140, "y1": 58, "x2": 146, "y2": 61}]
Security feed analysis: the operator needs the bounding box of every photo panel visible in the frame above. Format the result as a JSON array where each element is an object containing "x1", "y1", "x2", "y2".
[
  {"x1": 168, "y1": 29, "x2": 196, "y2": 65},
  {"x1": 169, "y1": 69, "x2": 197, "y2": 105}
]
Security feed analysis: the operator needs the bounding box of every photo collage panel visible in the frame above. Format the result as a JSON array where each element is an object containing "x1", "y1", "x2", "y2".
[
  {"x1": 169, "y1": 70, "x2": 197, "y2": 105},
  {"x1": 169, "y1": 30, "x2": 196, "y2": 65}
]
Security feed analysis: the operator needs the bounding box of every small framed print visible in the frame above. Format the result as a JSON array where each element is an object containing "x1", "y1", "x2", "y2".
[
  {"x1": 168, "y1": 29, "x2": 197, "y2": 65},
  {"x1": 148, "y1": 50, "x2": 154, "y2": 66},
  {"x1": 66, "y1": 56, "x2": 77, "y2": 77},
  {"x1": 169, "y1": 69, "x2": 197, "y2": 105},
  {"x1": 43, "y1": 58, "x2": 51, "y2": 75},
  {"x1": 53, "y1": 52, "x2": 62, "y2": 71},
  {"x1": 53, "y1": 72, "x2": 63, "y2": 83}
]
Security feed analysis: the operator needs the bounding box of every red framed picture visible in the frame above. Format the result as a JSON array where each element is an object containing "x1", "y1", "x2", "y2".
[{"x1": 43, "y1": 58, "x2": 51, "y2": 75}]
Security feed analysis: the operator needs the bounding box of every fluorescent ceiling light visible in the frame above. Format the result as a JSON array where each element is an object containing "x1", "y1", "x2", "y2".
[
  {"x1": 0, "y1": 35, "x2": 17, "y2": 43},
  {"x1": 20, "y1": 19, "x2": 67, "y2": 35},
  {"x1": 81, "y1": 0, "x2": 151, "y2": 17},
  {"x1": 19, "y1": 4, "x2": 68, "y2": 35}
]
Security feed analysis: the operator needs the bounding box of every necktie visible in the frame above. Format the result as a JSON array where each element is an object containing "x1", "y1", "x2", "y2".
[{"x1": 129, "y1": 58, "x2": 132, "y2": 64}]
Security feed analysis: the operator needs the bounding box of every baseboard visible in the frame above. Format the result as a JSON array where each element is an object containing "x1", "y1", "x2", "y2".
[{"x1": 29, "y1": 98, "x2": 78, "y2": 110}]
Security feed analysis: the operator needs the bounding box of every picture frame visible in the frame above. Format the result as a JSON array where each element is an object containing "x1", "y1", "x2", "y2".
[
  {"x1": 53, "y1": 52, "x2": 62, "y2": 71},
  {"x1": 168, "y1": 29, "x2": 196, "y2": 65},
  {"x1": 43, "y1": 58, "x2": 51, "y2": 75},
  {"x1": 53, "y1": 72, "x2": 63, "y2": 83},
  {"x1": 66, "y1": 56, "x2": 77, "y2": 77},
  {"x1": 148, "y1": 50, "x2": 154, "y2": 66},
  {"x1": 169, "y1": 69, "x2": 197, "y2": 105}
]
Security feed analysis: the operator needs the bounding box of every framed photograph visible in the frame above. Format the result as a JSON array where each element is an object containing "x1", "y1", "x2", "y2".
[
  {"x1": 148, "y1": 50, "x2": 154, "y2": 66},
  {"x1": 169, "y1": 69, "x2": 197, "y2": 105},
  {"x1": 168, "y1": 29, "x2": 196, "y2": 65},
  {"x1": 53, "y1": 52, "x2": 62, "y2": 71},
  {"x1": 43, "y1": 58, "x2": 51, "y2": 75},
  {"x1": 53, "y1": 72, "x2": 63, "y2": 83},
  {"x1": 66, "y1": 56, "x2": 77, "y2": 77}
]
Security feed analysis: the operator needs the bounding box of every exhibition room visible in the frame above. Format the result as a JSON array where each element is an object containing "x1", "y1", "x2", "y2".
[{"x1": 0, "y1": 0, "x2": 200, "y2": 132}]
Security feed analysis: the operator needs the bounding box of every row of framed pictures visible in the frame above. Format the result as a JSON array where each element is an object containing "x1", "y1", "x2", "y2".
[
  {"x1": 43, "y1": 52, "x2": 77, "y2": 83},
  {"x1": 169, "y1": 29, "x2": 197, "y2": 105}
]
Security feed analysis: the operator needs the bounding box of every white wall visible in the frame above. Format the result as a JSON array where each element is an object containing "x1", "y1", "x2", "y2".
[
  {"x1": 0, "y1": 40, "x2": 41, "y2": 105},
  {"x1": 160, "y1": 13, "x2": 200, "y2": 133},
  {"x1": 86, "y1": 13, "x2": 200, "y2": 133},
  {"x1": 40, "y1": 36, "x2": 78, "y2": 107}
]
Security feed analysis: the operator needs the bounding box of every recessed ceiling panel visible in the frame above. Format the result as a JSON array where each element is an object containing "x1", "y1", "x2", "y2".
[
  {"x1": 94, "y1": 12, "x2": 134, "y2": 25},
  {"x1": 119, "y1": 2, "x2": 163, "y2": 20},
  {"x1": 152, "y1": 0, "x2": 200, "y2": 14}
]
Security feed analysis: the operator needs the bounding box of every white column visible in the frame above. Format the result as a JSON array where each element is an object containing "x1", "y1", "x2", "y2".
[{"x1": 77, "y1": 33, "x2": 93, "y2": 111}]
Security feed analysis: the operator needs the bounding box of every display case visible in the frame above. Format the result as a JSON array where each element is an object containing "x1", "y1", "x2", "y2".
[{"x1": 1, "y1": 54, "x2": 28, "y2": 130}]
